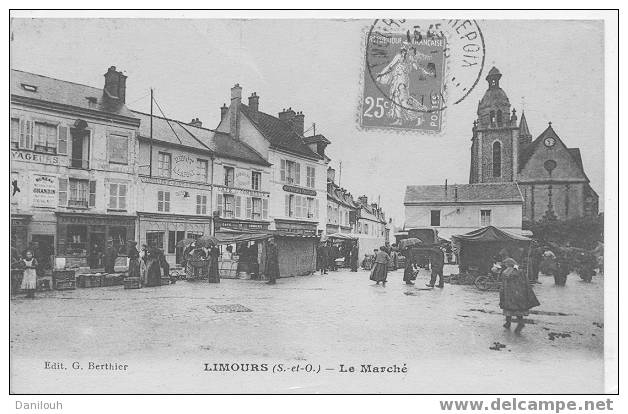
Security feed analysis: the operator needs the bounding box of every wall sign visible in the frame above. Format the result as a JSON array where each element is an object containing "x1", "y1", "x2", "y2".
[
  {"x1": 283, "y1": 184, "x2": 316, "y2": 197},
  {"x1": 235, "y1": 170, "x2": 251, "y2": 187},
  {"x1": 12, "y1": 150, "x2": 65, "y2": 166},
  {"x1": 172, "y1": 154, "x2": 197, "y2": 178},
  {"x1": 32, "y1": 174, "x2": 57, "y2": 208}
]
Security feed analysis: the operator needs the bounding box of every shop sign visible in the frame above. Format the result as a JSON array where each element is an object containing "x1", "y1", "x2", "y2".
[
  {"x1": 32, "y1": 174, "x2": 57, "y2": 208},
  {"x1": 219, "y1": 185, "x2": 269, "y2": 198},
  {"x1": 172, "y1": 154, "x2": 197, "y2": 178},
  {"x1": 12, "y1": 150, "x2": 65, "y2": 166},
  {"x1": 58, "y1": 215, "x2": 135, "y2": 227},
  {"x1": 283, "y1": 184, "x2": 316, "y2": 197},
  {"x1": 235, "y1": 170, "x2": 251, "y2": 187}
]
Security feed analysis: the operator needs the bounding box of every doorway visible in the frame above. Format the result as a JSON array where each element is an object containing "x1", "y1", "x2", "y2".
[
  {"x1": 89, "y1": 232, "x2": 105, "y2": 269},
  {"x1": 31, "y1": 234, "x2": 54, "y2": 271}
]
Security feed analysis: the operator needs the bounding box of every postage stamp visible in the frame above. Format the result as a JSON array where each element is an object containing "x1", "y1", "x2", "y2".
[{"x1": 360, "y1": 19, "x2": 485, "y2": 133}]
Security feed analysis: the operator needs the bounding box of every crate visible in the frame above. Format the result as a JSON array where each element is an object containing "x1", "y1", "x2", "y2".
[
  {"x1": 123, "y1": 277, "x2": 141, "y2": 289},
  {"x1": 77, "y1": 274, "x2": 103, "y2": 288},
  {"x1": 160, "y1": 276, "x2": 170, "y2": 286},
  {"x1": 53, "y1": 269, "x2": 76, "y2": 283},
  {"x1": 102, "y1": 273, "x2": 124, "y2": 287},
  {"x1": 55, "y1": 279, "x2": 76, "y2": 290}
]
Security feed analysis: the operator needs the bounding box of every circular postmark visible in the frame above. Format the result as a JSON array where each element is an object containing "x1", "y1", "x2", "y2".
[{"x1": 365, "y1": 19, "x2": 485, "y2": 118}]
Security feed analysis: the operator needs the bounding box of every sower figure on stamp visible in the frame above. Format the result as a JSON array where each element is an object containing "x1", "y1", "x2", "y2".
[{"x1": 266, "y1": 238, "x2": 279, "y2": 285}]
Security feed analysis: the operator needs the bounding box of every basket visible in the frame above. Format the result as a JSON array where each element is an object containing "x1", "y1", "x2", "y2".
[
  {"x1": 55, "y1": 279, "x2": 76, "y2": 290},
  {"x1": 102, "y1": 274, "x2": 124, "y2": 287},
  {"x1": 123, "y1": 277, "x2": 141, "y2": 289},
  {"x1": 77, "y1": 274, "x2": 103, "y2": 288}
]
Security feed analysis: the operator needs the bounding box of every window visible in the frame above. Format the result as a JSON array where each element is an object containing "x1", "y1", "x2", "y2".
[
  {"x1": 306, "y1": 165, "x2": 316, "y2": 188},
  {"x1": 480, "y1": 209, "x2": 492, "y2": 226},
  {"x1": 108, "y1": 183, "x2": 127, "y2": 210},
  {"x1": 158, "y1": 152, "x2": 171, "y2": 178},
  {"x1": 157, "y1": 191, "x2": 170, "y2": 212},
  {"x1": 251, "y1": 197, "x2": 262, "y2": 220},
  {"x1": 18, "y1": 119, "x2": 34, "y2": 150},
  {"x1": 489, "y1": 110, "x2": 496, "y2": 125},
  {"x1": 10, "y1": 118, "x2": 20, "y2": 149},
  {"x1": 306, "y1": 197, "x2": 315, "y2": 218},
  {"x1": 287, "y1": 194, "x2": 295, "y2": 217},
  {"x1": 364, "y1": 223, "x2": 369, "y2": 235},
  {"x1": 224, "y1": 166, "x2": 235, "y2": 187},
  {"x1": 109, "y1": 227, "x2": 127, "y2": 253},
  {"x1": 70, "y1": 129, "x2": 90, "y2": 169},
  {"x1": 492, "y1": 141, "x2": 502, "y2": 177},
  {"x1": 108, "y1": 133, "x2": 129, "y2": 164},
  {"x1": 68, "y1": 179, "x2": 90, "y2": 208},
  {"x1": 66, "y1": 225, "x2": 87, "y2": 255},
  {"x1": 251, "y1": 171, "x2": 261, "y2": 190},
  {"x1": 430, "y1": 210, "x2": 441, "y2": 226},
  {"x1": 146, "y1": 232, "x2": 164, "y2": 250},
  {"x1": 197, "y1": 159, "x2": 209, "y2": 183},
  {"x1": 496, "y1": 110, "x2": 503, "y2": 127},
  {"x1": 280, "y1": 159, "x2": 300, "y2": 185},
  {"x1": 196, "y1": 195, "x2": 207, "y2": 215},
  {"x1": 223, "y1": 194, "x2": 235, "y2": 218},
  {"x1": 34, "y1": 122, "x2": 57, "y2": 153}
]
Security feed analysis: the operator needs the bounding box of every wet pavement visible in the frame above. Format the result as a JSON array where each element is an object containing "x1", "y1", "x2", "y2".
[{"x1": 10, "y1": 266, "x2": 605, "y2": 393}]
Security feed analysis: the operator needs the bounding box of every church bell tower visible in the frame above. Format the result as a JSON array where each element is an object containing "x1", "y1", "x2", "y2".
[{"x1": 469, "y1": 67, "x2": 520, "y2": 184}]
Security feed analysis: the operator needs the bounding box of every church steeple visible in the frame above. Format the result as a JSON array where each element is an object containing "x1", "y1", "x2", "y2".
[
  {"x1": 518, "y1": 111, "x2": 532, "y2": 148},
  {"x1": 476, "y1": 66, "x2": 512, "y2": 129},
  {"x1": 486, "y1": 66, "x2": 502, "y2": 89}
]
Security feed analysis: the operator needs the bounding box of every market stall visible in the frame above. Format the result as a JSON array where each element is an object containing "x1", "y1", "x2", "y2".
[{"x1": 326, "y1": 233, "x2": 357, "y2": 269}]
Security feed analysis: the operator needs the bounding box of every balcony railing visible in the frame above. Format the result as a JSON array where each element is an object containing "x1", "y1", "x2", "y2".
[
  {"x1": 68, "y1": 199, "x2": 89, "y2": 208},
  {"x1": 70, "y1": 158, "x2": 90, "y2": 169}
]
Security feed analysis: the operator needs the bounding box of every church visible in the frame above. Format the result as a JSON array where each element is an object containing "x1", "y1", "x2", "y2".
[{"x1": 469, "y1": 67, "x2": 599, "y2": 224}]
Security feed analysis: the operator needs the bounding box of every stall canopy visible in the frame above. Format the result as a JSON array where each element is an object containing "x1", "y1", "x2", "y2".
[
  {"x1": 215, "y1": 228, "x2": 319, "y2": 244},
  {"x1": 451, "y1": 226, "x2": 531, "y2": 275},
  {"x1": 326, "y1": 233, "x2": 357, "y2": 241}
]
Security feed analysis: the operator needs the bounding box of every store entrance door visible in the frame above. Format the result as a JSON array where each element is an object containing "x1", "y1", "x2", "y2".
[
  {"x1": 31, "y1": 234, "x2": 54, "y2": 272},
  {"x1": 89, "y1": 232, "x2": 105, "y2": 269}
]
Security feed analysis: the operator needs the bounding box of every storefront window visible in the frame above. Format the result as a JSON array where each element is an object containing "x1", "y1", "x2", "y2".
[
  {"x1": 146, "y1": 232, "x2": 164, "y2": 250},
  {"x1": 66, "y1": 225, "x2": 88, "y2": 256},
  {"x1": 109, "y1": 226, "x2": 127, "y2": 253}
]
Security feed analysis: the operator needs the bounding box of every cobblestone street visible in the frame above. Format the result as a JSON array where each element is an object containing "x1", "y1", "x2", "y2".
[{"x1": 10, "y1": 266, "x2": 605, "y2": 394}]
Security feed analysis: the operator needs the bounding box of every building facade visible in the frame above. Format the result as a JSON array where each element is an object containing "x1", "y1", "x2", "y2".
[
  {"x1": 404, "y1": 183, "x2": 524, "y2": 240},
  {"x1": 354, "y1": 195, "x2": 388, "y2": 257},
  {"x1": 10, "y1": 67, "x2": 140, "y2": 269},
  {"x1": 216, "y1": 85, "x2": 329, "y2": 235},
  {"x1": 134, "y1": 111, "x2": 271, "y2": 265},
  {"x1": 469, "y1": 66, "x2": 599, "y2": 223},
  {"x1": 326, "y1": 167, "x2": 357, "y2": 234}
]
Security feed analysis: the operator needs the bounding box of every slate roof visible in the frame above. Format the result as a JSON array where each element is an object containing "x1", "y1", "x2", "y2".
[
  {"x1": 327, "y1": 182, "x2": 357, "y2": 209},
  {"x1": 11, "y1": 69, "x2": 137, "y2": 119},
  {"x1": 404, "y1": 183, "x2": 523, "y2": 204},
  {"x1": 239, "y1": 103, "x2": 324, "y2": 160},
  {"x1": 132, "y1": 111, "x2": 270, "y2": 166},
  {"x1": 304, "y1": 134, "x2": 331, "y2": 145}
]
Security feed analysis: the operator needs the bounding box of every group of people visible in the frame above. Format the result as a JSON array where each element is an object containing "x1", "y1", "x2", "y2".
[
  {"x1": 317, "y1": 240, "x2": 359, "y2": 274},
  {"x1": 369, "y1": 243, "x2": 445, "y2": 288},
  {"x1": 181, "y1": 241, "x2": 221, "y2": 283},
  {"x1": 126, "y1": 241, "x2": 171, "y2": 287}
]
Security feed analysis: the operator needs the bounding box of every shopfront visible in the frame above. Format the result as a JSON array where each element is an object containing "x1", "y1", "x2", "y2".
[
  {"x1": 137, "y1": 212, "x2": 211, "y2": 266},
  {"x1": 10, "y1": 214, "x2": 32, "y2": 254},
  {"x1": 56, "y1": 213, "x2": 136, "y2": 269},
  {"x1": 274, "y1": 218, "x2": 318, "y2": 235}
]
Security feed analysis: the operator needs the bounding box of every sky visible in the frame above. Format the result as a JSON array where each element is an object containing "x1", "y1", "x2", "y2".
[{"x1": 10, "y1": 18, "x2": 605, "y2": 224}]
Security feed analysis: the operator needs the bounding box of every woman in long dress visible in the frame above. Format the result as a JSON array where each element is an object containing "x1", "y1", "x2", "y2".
[
  {"x1": 208, "y1": 243, "x2": 220, "y2": 283},
  {"x1": 144, "y1": 248, "x2": 162, "y2": 287},
  {"x1": 370, "y1": 246, "x2": 391, "y2": 286},
  {"x1": 20, "y1": 250, "x2": 38, "y2": 298},
  {"x1": 500, "y1": 257, "x2": 541, "y2": 333},
  {"x1": 126, "y1": 241, "x2": 140, "y2": 279}
]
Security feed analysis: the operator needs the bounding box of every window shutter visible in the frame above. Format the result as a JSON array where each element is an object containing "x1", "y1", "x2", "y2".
[
  {"x1": 285, "y1": 194, "x2": 290, "y2": 217},
  {"x1": 217, "y1": 194, "x2": 223, "y2": 217},
  {"x1": 119, "y1": 184, "x2": 127, "y2": 210},
  {"x1": 280, "y1": 159, "x2": 286, "y2": 182},
  {"x1": 235, "y1": 196, "x2": 242, "y2": 218},
  {"x1": 164, "y1": 192, "x2": 170, "y2": 212},
  {"x1": 58, "y1": 178, "x2": 68, "y2": 206},
  {"x1": 295, "y1": 196, "x2": 302, "y2": 218},
  {"x1": 244, "y1": 197, "x2": 251, "y2": 219},
  {"x1": 262, "y1": 198, "x2": 269, "y2": 220},
  {"x1": 295, "y1": 162, "x2": 301, "y2": 185},
  {"x1": 57, "y1": 125, "x2": 68, "y2": 155},
  {"x1": 109, "y1": 183, "x2": 118, "y2": 209},
  {"x1": 20, "y1": 120, "x2": 33, "y2": 149},
  {"x1": 315, "y1": 199, "x2": 319, "y2": 219},
  {"x1": 196, "y1": 195, "x2": 201, "y2": 215},
  {"x1": 89, "y1": 180, "x2": 97, "y2": 207}
]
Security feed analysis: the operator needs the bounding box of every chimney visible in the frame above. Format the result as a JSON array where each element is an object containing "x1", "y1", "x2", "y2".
[
  {"x1": 278, "y1": 107, "x2": 295, "y2": 122},
  {"x1": 248, "y1": 92, "x2": 259, "y2": 113},
  {"x1": 454, "y1": 186, "x2": 458, "y2": 202},
  {"x1": 327, "y1": 167, "x2": 336, "y2": 183},
  {"x1": 358, "y1": 195, "x2": 368, "y2": 205},
  {"x1": 189, "y1": 118, "x2": 202, "y2": 128},
  {"x1": 444, "y1": 179, "x2": 448, "y2": 197},
  {"x1": 220, "y1": 103, "x2": 228, "y2": 121},
  {"x1": 103, "y1": 66, "x2": 127, "y2": 103},
  {"x1": 230, "y1": 84, "x2": 242, "y2": 139},
  {"x1": 291, "y1": 111, "x2": 305, "y2": 135}
]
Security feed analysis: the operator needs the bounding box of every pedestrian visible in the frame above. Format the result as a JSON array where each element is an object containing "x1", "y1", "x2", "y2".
[
  {"x1": 208, "y1": 243, "x2": 220, "y2": 283},
  {"x1": 266, "y1": 238, "x2": 280, "y2": 285},
  {"x1": 139, "y1": 244, "x2": 149, "y2": 286},
  {"x1": 144, "y1": 248, "x2": 162, "y2": 287},
  {"x1": 350, "y1": 242, "x2": 359, "y2": 272},
  {"x1": 390, "y1": 244, "x2": 399, "y2": 270},
  {"x1": 370, "y1": 246, "x2": 390, "y2": 286},
  {"x1": 126, "y1": 241, "x2": 141, "y2": 279},
  {"x1": 426, "y1": 247, "x2": 445, "y2": 288},
  {"x1": 403, "y1": 247, "x2": 418, "y2": 285},
  {"x1": 317, "y1": 242, "x2": 329, "y2": 275},
  {"x1": 103, "y1": 239, "x2": 117, "y2": 274},
  {"x1": 528, "y1": 244, "x2": 542, "y2": 283},
  {"x1": 20, "y1": 249, "x2": 38, "y2": 298},
  {"x1": 499, "y1": 257, "x2": 540, "y2": 333}
]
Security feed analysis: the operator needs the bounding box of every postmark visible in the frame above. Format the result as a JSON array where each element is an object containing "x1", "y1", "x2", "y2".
[{"x1": 360, "y1": 19, "x2": 485, "y2": 133}]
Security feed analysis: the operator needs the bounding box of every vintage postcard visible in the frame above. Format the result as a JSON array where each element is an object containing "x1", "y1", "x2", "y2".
[{"x1": 7, "y1": 9, "x2": 618, "y2": 404}]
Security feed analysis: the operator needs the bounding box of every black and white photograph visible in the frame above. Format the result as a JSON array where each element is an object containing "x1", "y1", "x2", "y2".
[{"x1": 7, "y1": 8, "x2": 619, "y2": 404}]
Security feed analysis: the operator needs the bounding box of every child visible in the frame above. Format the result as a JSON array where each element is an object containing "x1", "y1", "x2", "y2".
[{"x1": 21, "y1": 250, "x2": 38, "y2": 298}]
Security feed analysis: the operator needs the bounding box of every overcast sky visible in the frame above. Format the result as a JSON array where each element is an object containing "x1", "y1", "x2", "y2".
[{"x1": 10, "y1": 18, "x2": 605, "y2": 224}]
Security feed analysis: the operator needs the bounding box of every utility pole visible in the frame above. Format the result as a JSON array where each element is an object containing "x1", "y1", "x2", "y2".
[
  {"x1": 149, "y1": 88, "x2": 153, "y2": 178},
  {"x1": 338, "y1": 161, "x2": 342, "y2": 187}
]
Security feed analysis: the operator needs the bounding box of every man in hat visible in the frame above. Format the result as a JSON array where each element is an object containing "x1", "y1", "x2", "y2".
[
  {"x1": 103, "y1": 239, "x2": 118, "y2": 274},
  {"x1": 266, "y1": 238, "x2": 279, "y2": 285},
  {"x1": 426, "y1": 246, "x2": 445, "y2": 288}
]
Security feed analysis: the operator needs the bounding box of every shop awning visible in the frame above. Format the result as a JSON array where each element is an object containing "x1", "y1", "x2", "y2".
[
  {"x1": 451, "y1": 226, "x2": 530, "y2": 243},
  {"x1": 326, "y1": 232, "x2": 357, "y2": 240},
  {"x1": 215, "y1": 228, "x2": 319, "y2": 244}
]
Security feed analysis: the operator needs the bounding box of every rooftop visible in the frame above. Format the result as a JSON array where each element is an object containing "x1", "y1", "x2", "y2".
[{"x1": 404, "y1": 182, "x2": 523, "y2": 204}]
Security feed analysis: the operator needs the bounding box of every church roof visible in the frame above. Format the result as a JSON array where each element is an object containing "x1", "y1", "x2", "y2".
[
  {"x1": 404, "y1": 183, "x2": 523, "y2": 205},
  {"x1": 519, "y1": 111, "x2": 531, "y2": 137},
  {"x1": 518, "y1": 124, "x2": 590, "y2": 181},
  {"x1": 487, "y1": 66, "x2": 501, "y2": 77}
]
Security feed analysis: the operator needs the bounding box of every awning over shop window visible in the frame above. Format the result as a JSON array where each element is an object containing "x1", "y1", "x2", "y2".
[{"x1": 215, "y1": 228, "x2": 320, "y2": 244}]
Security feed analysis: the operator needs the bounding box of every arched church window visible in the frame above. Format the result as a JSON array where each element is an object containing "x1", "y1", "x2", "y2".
[
  {"x1": 490, "y1": 110, "x2": 496, "y2": 125},
  {"x1": 496, "y1": 110, "x2": 503, "y2": 127},
  {"x1": 492, "y1": 141, "x2": 502, "y2": 177}
]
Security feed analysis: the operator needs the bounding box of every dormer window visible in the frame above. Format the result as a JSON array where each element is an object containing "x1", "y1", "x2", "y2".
[
  {"x1": 20, "y1": 83, "x2": 37, "y2": 92},
  {"x1": 86, "y1": 97, "x2": 98, "y2": 108}
]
